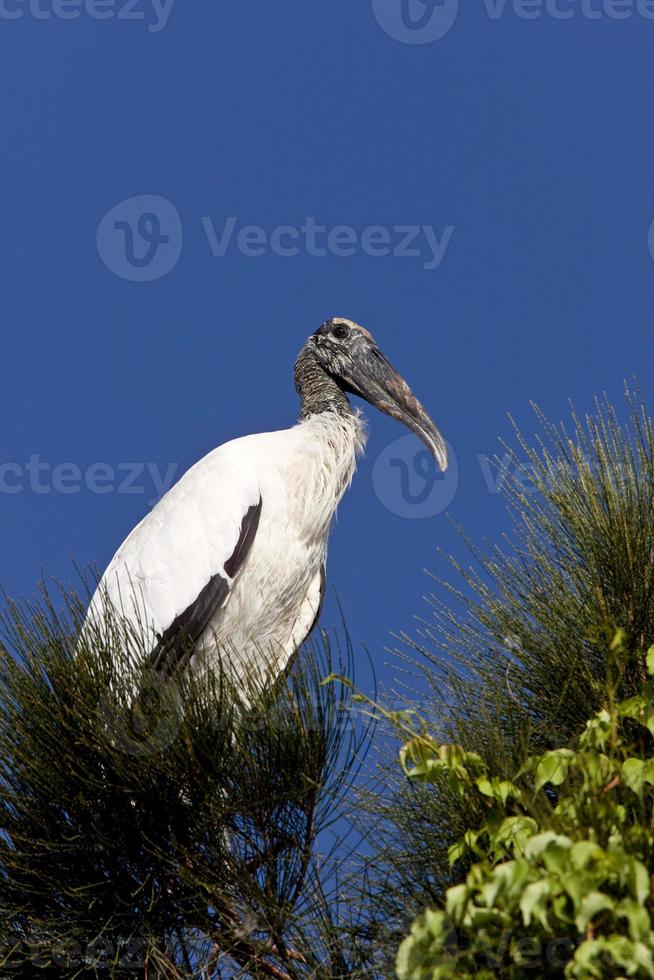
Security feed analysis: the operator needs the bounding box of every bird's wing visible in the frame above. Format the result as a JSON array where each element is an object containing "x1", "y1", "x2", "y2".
[
  {"x1": 84, "y1": 441, "x2": 263, "y2": 671},
  {"x1": 149, "y1": 498, "x2": 261, "y2": 675}
]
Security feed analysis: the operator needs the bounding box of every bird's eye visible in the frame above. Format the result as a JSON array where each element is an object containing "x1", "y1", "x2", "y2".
[{"x1": 332, "y1": 324, "x2": 349, "y2": 340}]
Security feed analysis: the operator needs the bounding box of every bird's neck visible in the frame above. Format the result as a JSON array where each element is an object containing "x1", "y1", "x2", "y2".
[{"x1": 294, "y1": 348, "x2": 352, "y2": 419}]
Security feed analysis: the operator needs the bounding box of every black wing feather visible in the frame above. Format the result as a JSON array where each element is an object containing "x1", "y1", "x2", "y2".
[{"x1": 150, "y1": 497, "x2": 262, "y2": 675}]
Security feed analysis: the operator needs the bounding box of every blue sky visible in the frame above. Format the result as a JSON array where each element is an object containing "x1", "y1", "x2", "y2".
[{"x1": 2, "y1": 0, "x2": 654, "y2": 699}]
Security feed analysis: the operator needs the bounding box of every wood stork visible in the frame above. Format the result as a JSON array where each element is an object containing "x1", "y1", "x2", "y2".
[{"x1": 84, "y1": 318, "x2": 448, "y2": 692}]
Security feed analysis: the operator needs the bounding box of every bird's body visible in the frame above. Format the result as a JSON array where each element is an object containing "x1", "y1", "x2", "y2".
[
  {"x1": 86, "y1": 408, "x2": 365, "y2": 685},
  {"x1": 211, "y1": 411, "x2": 365, "y2": 678},
  {"x1": 84, "y1": 318, "x2": 446, "y2": 692}
]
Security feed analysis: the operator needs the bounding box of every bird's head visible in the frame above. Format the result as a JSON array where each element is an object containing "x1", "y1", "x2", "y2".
[{"x1": 305, "y1": 317, "x2": 448, "y2": 472}]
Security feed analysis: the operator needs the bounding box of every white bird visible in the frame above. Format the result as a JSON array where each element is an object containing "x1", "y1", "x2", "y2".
[{"x1": 84, "y1": 317, "x2": 448, "y2": 692}]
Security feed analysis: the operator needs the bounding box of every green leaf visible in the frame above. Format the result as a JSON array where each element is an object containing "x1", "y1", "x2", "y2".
[
  {"x1": 554, "y1": 796, "x2": 578, "y2": 823},
  {"x1": 515, "y1": 755, "x2": 537, "y2": 780},
  {"x1": 445, "y1": 883, "x2": 469, "y2": 921},
  {"x1": 481, "y1": 859, "x2": 531, "y2": 906},
  {"x1": 465, "y1": 905, "x2": 507, "y2": 929},
  {"x1": 475, "y1": 776, "x2": 494, "y2": 797},
  {"x1": 396, "y1": 909, "x2": 455, "y2": 980},
  {"x1": 400, "y1": 737, "x2": 443, "y2": 782},
  {"x1": 603, "y1": 934, "x2": 654, "y2": 976},
  {"x1": 561, "y1": 870, "x2": 593, "y2": 908},
  {"x1": 534, "y1": 750, "x2": 574, "y2": 791},
  {"x1": 463, "y1": 829, "x2": 483, "y2": 855},
  {"x1": 494, "y1": 815, "x2": 538, "y2": 856},
  {"x1": 617, "y1": 899, "x2": 651, "y2": 943},
  {"x1": 448, "y1": 840, "x2": 466, "y2": 866},
  {"x1": 574, "y1": 891, "x2": 614, "y2": 932},
  {"x1": 621, "y1": 758, "x2": 654, "y2": 796},
  {"x1": 497, "y1": 779, "x2": 520, "y2": 805},
  {"x1": 519, "y1": 878, "x2": 552, "y2": 927},
  {"x1": 569, "y1": 840, "x2": 606, "y2": 871},
  {"x1": 630, "y1": 941, "x2": 654, "y2": 976},
  {"x1": 623, "y1": 692, "x2": 654, "y2": 738},
  {"x1": 475, "y1": 775, "x2": 521, "y2": 805},
  {"x1": 626, "y1": 859, "x2": 650, "y2": 907},
  {"x1": 619, "y1": 694, "x2": 648, "y2": 722},
  {"x1": 525, "y1": 832, "x2": 572, "y2": 874},
  {"x1": 621, "y1": 757, "x2": 643, "y2": 794},
  {"x1": 580, "y1": 710, "x2": 612, "y2": 751},
  {"x1": 580, "y1": 750, "x2": 615, "y2": 789},
  {"x1": 570, "y1": 938, "x2": 608, "y2": 978}
]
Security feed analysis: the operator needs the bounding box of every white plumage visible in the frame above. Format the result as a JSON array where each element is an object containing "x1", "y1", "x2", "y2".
[
  {"x1": 85, "y1": 411, "x2": 364, "y2": 686},
  {"x1": 84, "y1": 317, "x2": 447, "y2": 693}
]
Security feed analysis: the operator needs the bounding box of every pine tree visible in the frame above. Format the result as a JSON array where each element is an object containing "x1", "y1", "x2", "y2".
[
  {"x1": 7, "y1": 388, "x2": 654, "y2": 977},
  {"x1": 0, "y1": 587, "x2": 375, "y2": 978}
]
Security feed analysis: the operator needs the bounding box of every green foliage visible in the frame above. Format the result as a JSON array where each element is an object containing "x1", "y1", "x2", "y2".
[
  {"x1": 350, "y1": 389, "x2": 654, "y2": 971},
  {"x1": 6, "y1": 390, "x2": 654, "y2": 977},
  {"x1": 423, "y1": 388, "x2": 654, "y2": 757},
  {"x1": 396, "y1": 634, "x2": 654, "y2": 979},
  {"x1": 0, "y1": 585, "x2": 373, "y2": 978}
]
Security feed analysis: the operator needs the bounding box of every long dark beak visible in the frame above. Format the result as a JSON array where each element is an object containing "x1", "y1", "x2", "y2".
[{"x1": 342, "y1": 342, "x2": 448, "y2": 472}]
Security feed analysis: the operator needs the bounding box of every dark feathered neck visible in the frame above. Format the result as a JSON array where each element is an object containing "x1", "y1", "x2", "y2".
[{"x1": 294, "y1": 348, "x2": 352, "y2": 419}]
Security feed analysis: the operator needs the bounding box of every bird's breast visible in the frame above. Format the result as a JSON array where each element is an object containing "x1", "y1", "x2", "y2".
[{"x1": 196, "y1": 411, "x2": 365, "y2": 676}]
